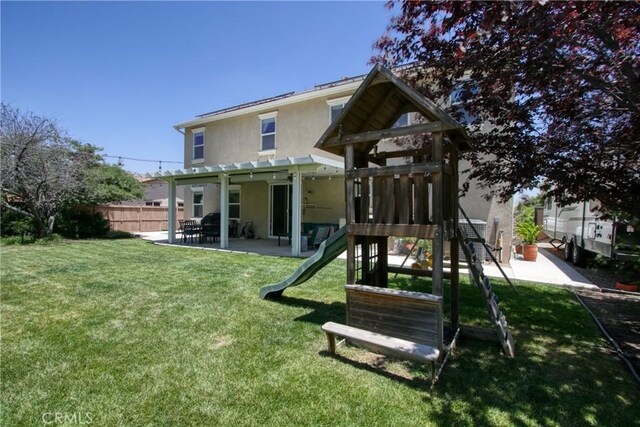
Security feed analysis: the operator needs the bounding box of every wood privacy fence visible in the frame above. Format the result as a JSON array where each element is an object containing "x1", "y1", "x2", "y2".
[{"x1": 90, "y1": 205, "x2": 184, "y2": 233}]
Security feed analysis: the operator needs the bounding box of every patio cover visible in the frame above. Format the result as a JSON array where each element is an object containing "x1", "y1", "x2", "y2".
[{"x1": 151, "y1": 155, "x2": 344, "y2": 256}]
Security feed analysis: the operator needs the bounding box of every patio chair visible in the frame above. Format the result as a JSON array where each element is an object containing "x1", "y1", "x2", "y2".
[
  {"x1": 312, "y1": 225, "x2": 331, "y2": 250},
  {"x1": 201, "y1": 222, "x2": 220, "y2": 243},
  {"x1": 181, "y1": 220, "x2": 199, "y2": 244},
  {"x1": 240, "y1": 221, "x2": 255, "y2": 239}
]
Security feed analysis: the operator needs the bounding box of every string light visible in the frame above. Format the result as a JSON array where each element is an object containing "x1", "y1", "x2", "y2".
[{"x1": 104, "y1": 155, "x2": 182, "y2": 166}]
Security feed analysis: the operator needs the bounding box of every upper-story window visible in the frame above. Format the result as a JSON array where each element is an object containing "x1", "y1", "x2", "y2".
[
  {"x1": 327, "y1": 96, "x2": 351, "y2": 123},
  {"x1": 192, "y1": 127, "x2": 205, "y2": 161},
  {"x1": 330, "y1": 104, "x2": 344, "y2": 122},
  {"x1": 450, "y1": 81, "x2": 478, "y2": 124},
  {"x1": 259, "y1": 112, "x2": 277, "y2": 152},
  {"x1": 392, "y1": 113, "x2": 410, "y2": 128}
]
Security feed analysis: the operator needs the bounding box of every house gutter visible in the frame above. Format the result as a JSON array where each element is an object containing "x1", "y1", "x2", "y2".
[{"x1": 173, "y1": 80, "x2": 363, "y2": 130}]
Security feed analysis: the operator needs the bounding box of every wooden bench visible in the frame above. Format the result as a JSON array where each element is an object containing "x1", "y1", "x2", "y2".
[
  {"x1": 322, "y1": 284, "x2": 443, "y2": 380},
  {"x1": 322, "y1": 322, "x2": 440, "y2": 379}
]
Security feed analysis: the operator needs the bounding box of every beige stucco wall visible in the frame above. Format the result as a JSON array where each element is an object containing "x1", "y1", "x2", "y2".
[
  {"x1": 302, "y1": 177, "x2": 346, "y2": 224},
  {"x1": 183, "y1": 93, "x2": 351, "y2": 167},
  {"x1": 237, "y1": 181, "x2": 269, "y2": 239},
  {"x1": 232, "y1": 178, "x2": 346, "y2": 239},
  {"x1": 458, "y1": 159, "x2": 513, "y2": 262},
  {"x1": 183, "y1": 184, "x2": 219, "y2": 220},
  {"x1": 178, "y1": 86, "x2": 512, "y2": 260}
]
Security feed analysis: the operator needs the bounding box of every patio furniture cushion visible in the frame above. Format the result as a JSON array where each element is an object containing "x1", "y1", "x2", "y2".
[{"x1": 305, "y1": 223, "x2": 339, "y2": 249}]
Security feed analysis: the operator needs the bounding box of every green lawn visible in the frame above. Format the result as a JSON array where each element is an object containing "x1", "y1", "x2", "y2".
[{"x1": 1, "y1": 239, "x2": 638, "y2": 426}]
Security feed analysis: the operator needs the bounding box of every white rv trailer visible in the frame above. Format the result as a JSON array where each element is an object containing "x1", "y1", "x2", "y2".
[{"x1": 542, "y1": 198, "x2": 640, "y2": 266}]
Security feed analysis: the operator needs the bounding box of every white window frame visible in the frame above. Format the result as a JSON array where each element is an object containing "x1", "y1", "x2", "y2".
[
  {"x1": 192, "y1": 127, "x2": 205, "y2": 163},
  {"x1": 450, "y1": 85, "x2": 465, "y2": 107},
  {"x1": 258, "y1": 112, "x2": 278, "y2": 154},
  {"x1": 228, "y1": 186, "x2": 241, "y2": 221},
  {"x1": 392, "y1": 112, "x2": 411, "y2": 128},
  {"x1": 327, "y1": 96, "x2": 351, "y2": 123},
  {"x1": 450, "y1": 80, "x2": 478, "y2": 124},
  {"x1": 191, "y1": 186, "x2": 204, "y2": 218}
]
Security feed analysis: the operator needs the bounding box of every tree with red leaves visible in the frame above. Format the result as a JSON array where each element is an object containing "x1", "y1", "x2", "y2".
[{"x1": 373, "y1": 1, "x2": 639, "y2": 218}]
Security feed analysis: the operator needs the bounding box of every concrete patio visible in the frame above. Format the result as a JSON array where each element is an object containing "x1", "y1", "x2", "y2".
[
  {"x1": 135, "y1": 231, "x2": 597, "y2": 290},
  {"x1": 135, "y1": 230, "x2": 318, "y2": 258}
]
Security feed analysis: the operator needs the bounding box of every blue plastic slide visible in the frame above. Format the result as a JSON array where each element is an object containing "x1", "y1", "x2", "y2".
[{"x1": 259, "y1": 226, "x2": 347, "y2": 299}]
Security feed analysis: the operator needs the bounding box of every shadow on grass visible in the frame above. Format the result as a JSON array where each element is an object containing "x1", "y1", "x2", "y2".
[
  {"x1": 420, "y1": 331, "x2": 639, "y2": 426},
  {"x1": 318, "y1": 350, "x2": 432, "y2": 391},
  {"x1": 266, "y1": 295, "x2": 346, "y2": 325},
  {"x1": 265, "y1": 276, "x2": 639, "y2": 425}
]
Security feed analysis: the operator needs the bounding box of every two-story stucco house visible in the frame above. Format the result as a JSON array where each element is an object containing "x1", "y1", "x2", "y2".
[{"x1": 159, "y1": 68, "x2": 513, "y2": 259}]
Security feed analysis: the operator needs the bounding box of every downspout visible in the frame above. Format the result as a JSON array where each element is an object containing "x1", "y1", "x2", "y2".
[
  {"x1": 580, "y1": 202, "x2": 587, "y2": 248},
  {"x1": 553, "y1": 201, "x2": 558, "y2": 238}
]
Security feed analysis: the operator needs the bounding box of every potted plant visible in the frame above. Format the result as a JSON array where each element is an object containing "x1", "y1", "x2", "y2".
[
  {"x1": 515, "y1": 220, "x2": 543, "y2": 262},
  {"x1": 615, "y1": 257, "x2": 639, "y2": 292},
  {"x1": 513, "y1": 238, "x2": 523, "y2": 255}
]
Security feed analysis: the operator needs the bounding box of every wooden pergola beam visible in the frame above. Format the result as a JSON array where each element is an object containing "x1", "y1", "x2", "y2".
[
  {"x1": 344, "y1": 162, "x2": 443, "y2": 179},
  {"x1": 324, "y1": 121, "x2": 452, "y2": 148},
  {"x1": 372, "y1": 146, "x2": 432, "y2": 161}
]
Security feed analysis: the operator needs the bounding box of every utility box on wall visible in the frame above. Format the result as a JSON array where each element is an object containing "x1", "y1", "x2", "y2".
[{"x1": 459, "y1": 219, "x2": 487, "y2": 261}]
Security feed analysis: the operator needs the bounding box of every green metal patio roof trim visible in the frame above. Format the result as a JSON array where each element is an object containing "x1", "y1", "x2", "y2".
[{"x1": 149, "y1": 155, "x2": 344, "y2": 181}]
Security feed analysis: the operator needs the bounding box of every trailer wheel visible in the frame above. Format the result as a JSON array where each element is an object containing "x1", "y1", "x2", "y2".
[
  {"x1": 572, "y1": 243, "x2": 586, "y2": 267},
  {"x1": 564, "y1": 240, "x2": 574, "y2": 262}
]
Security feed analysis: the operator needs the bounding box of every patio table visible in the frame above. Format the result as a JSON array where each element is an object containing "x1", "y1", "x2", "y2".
[{"x1": 182, "y1": 224, "x2": 202, "y2": 244}]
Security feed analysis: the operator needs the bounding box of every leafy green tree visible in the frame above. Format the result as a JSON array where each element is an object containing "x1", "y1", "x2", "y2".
[
  {"x1": 1, "y1": 104, "x2": 143, "y2": 237},
  {"x1": 515, "y1": 194, "x2": 544, "y2": 225},
  {"x1": 73, "y1": 150, "x2": 145, "y2": 206}
]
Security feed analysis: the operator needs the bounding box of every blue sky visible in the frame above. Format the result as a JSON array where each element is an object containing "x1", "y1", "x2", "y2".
[{"x1": 2, "y1": 1, "x2": 393, "y2": 174}]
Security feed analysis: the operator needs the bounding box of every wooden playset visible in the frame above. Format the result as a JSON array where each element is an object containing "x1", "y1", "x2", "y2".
[{"x1": 315, "y1": 65, "x2": 515, "y2": 383}]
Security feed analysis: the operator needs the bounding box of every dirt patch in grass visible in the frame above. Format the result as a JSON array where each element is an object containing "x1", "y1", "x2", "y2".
[
  {"x1": 542, "y1": 247, "x2": 640, "y2": 380},
  {"x1": 575, "y1": 290, "x2": 640, "y2": 376}
]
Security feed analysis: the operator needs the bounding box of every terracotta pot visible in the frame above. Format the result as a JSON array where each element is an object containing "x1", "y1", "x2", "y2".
[
  {"x1": 515, "y1": 245, "x2": 523, "y2": 254},
  {"x1": 522, "y1": 244, "x2": 538, "y2": 262},
  {"x1": 615, "y1": 282, "x2": 638, "y2": 292}
]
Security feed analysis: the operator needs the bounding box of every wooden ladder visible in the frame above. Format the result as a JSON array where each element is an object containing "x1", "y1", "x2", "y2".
[{"x1": 458, "y1": 225, "x2": 516, "y2": 358}]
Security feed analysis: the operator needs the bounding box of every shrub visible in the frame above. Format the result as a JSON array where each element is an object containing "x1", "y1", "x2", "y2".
[
  {"x1": 616, "y1": 258, "x2": 640, "y2": 284},
  {"x1": 0, "y1": 207, "x2": 36, "y2": 238},
  {"x1": 1, "y1": 234, "x2": 63, "y2": 246},
  {"x1": 515, "y1": 220, "x2": 543, "y2": 245},
  {"x1": 1, "y1": 235, "x2": 36, "y2": 246},
  {"x1": 105, "y1": 230, "x2": 134, "y2": 239},
  {"x1": 34, "y1": 234, "x2": 64, "y2": 245},
  {"x1": 54, "y1": 209, "x2": 109, "y2": 239}
]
